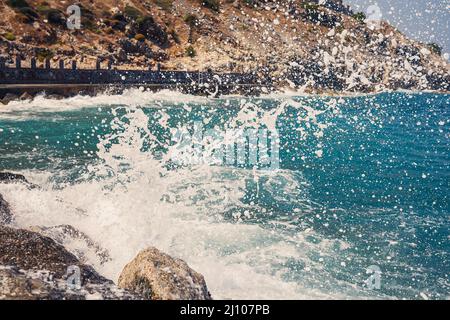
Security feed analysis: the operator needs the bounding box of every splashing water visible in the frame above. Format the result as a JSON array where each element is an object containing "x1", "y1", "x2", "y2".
[{"x1": 0, "y1": 90, "x2": 448, "y2": 299}]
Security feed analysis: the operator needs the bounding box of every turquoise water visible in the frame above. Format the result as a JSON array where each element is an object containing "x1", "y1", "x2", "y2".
[{"x1": 0, "y1": 91, "x2": 448, "y2": 299}]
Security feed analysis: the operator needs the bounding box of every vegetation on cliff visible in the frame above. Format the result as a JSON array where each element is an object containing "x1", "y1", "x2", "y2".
[{"x1": 0, "y1": 0, "x2": 448, "y2": 92}]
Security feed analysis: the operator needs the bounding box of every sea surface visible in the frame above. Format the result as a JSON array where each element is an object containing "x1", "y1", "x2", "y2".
[{"x1": 0, "y1": 90, "x2": 448, "y2": 299}]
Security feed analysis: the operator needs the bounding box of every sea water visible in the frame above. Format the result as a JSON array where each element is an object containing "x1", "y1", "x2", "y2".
[{"x1": 0, "y1": 90, "x2": 448, "y2": 299}]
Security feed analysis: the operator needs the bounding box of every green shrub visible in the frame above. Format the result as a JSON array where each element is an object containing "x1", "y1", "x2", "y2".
[
  {"x1": 200, "y1": 0, "x2": 220, "y2": 12},
  {"x1": 352, "y1": 12, "x2": 366, "y2": 23},
  {"x1": 155, "y1": 0, "x2": 174, "y2": 11},
  {"x1": 300, "y1": 2, "x2": 319, "y2": 11},
  {"x1": 4, "y1": 32, "x2": 16, "y2": 41},
  {"x1": 185, "y1": 45, "x2": 196, "y2": 57},
  {"x1": 124, "y1": 5, "x2": 142, "y2": 20},
  {"x1": 428, "y1": 43, "x2": 442, "y2": 56},
  {"x1": 243, "y1": 0, "x2": 255, "y2": 6},
  {"x1": 170, "y1": 29, "x2": 180, "y2": 44},
  {"x1": 184, "y1": 14, "x2": 198, "y2": 26},
  {"x1": 134, "y1": 15, "x2": 168, "y2": 45},
  {"x1": 335, "y1": 27, "x2": 345, "y2": 36},
  {"x1": 135, "y1": 33, "x2": 146, "y2": 41},
  {"x1": 36, "y1": 5, "x2": 51, "y2": 14},
  {"x1": 19, "y1": 6, "x2": 38, "y2": 18},
  {"x1": 80, "y1": 6, "x2": 97, "y2": 31},
  {"x1": 6, "y1": 0, "x2": 29, "y2": 8},
  {"x1": 46, "y1": 9, "x2": 65, "y2": 25},
  {"x1": 101, "y1": 10, "x2": 111, "y2": 18},
  {"x1": 112, "y1": 13, "x2": 127, "y2": 21},
  {"x1": 105, "y1": 27, "x2": 115, "y2": 34},
  {"x1": 36, "y1": 48, "x2": 54, "y2": 61}
]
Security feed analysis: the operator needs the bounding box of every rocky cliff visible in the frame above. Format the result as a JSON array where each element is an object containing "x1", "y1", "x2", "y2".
[{"x1": 0, "y1": 0, "x2": 449, "y2": 93}]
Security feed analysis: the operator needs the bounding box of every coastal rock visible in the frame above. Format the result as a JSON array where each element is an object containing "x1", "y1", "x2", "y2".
[
  {"x1": 1, "y1": 93, "x2": 18, "y2": 105},
  {"x1": 0, "y1": 172, "x2": 38, "y2": 189},
  {"x1": 0, "y1": 265, "x2": 141, "y2": 300},
  {"x1": 0, "y1": 172, "x2": 30, "y2": 184},
  {"x1": 19, "y1": 92, "x2": 33, "y2": 101},
  {"x1": 29, "y1": 225, "x2": 111, "y2": 266},
  {"x1": 0, "y1": 194, "x2": 13, "y2": 225},
  {"x1": 118, "y1": 247, "x2": 212, "y2": 300},
  {"x1": 118, "y1": 38, "x2": 154, "y2": 59},
  {"x1": 0, "y1": 225, "x2": 109, "y2": 285},
  {"x1": 131, "y1": 16, "x2": 168, "y2": 47},
  {"x1": 0, "y1": 266, "x2": 70, "y2": 300}
]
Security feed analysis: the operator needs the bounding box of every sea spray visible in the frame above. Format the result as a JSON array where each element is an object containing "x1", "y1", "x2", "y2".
[{"x1": 0, "y1": 91, "x2": 448, "y2": 299}]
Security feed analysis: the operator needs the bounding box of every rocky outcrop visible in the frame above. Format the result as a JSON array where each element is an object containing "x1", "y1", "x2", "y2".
[
  {"x1": 0, "y1": 172, "x2": 211, "y2": 300},
  {"x1": 0, "y1": 266, "x2": 140, "y2": 300},
  {"x1": 29, "y1": 225, "x2": 111, "y2": 266},
  {"x1": 0, "y1": 225, "x2": 109, "y2": 285},
  {"x1": 0, "y1": 93, "x2": 19, "y2": 105},
  {"x1": 129, "y1": 16, "x2": 168, "y2": 47},
  {"x1": 0, "y1": 194, "x2": 13, "y2": 225},
  {"x1": 0, "y1": 216, "x2": 212, "y2": 299},
  {"x1": 118, "y1": 247, "x2": 212, "y2": 300},
  {"x1": 0, "y1": 225, "x2": 143, "y2": 300},
  {"x1": 0, "y1": 172, "x2": 38, "y2": 188}
]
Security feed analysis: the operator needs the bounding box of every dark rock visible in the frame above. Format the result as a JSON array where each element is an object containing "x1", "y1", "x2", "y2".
[
  {"x1": 310, "y1": 0, "x2": 353, "y2": 16},
  {"x1": 396, "y1": 45, "x2": 420, "y2": 58},
  {"x1": 131, "y1": 16, "x2": 168, "y2": 47},
  {"x1": 46, "y1": 9, "x2": 66, "y2": 26},
  {"x1": 118, "y1": 247, "x2": 212, "y2": 300},
  {"x1": 302, "y1": 9, "x2": 340, "y2": 28},
  {"x1": 0, "y1": 194, "x2": 13, "y2": 225},
  {"x1": 396, "y1": 45, "x2": 421, "y2": 65},
  {"x1": 0, "y1": 266, "x2": 69, "y2": 300},
  {"x1": 112, "y1": 13, "x2": 127, "y2": 22},
  {"x1": 426, "y1": 73, "x2": 450, "y2": 91},
  {"x1": 288, "y1": 59, "x2": 345, "y2": 90},
  {"x1": 111, "y1": 19, "x2": 127, "y2": 32},
  {"x1": 0, "y1": 172, "x2": 38, "y2": 189},
  {"x1": 30, "y1": 225, "x2": 111, "y2": 266},
  {"x1": 118, "y1": 38, "x2": 153, "y2": 59},
  {"x1": 0, "y1": 225, "x2": 109, "y2": 285},
  {"x1": 18, "y1": 7, "x2": 39, "y2": 23},
  {"x1": 0, "y1": 172, "x2": 28, "y2": 183},
  {"x1": 1, "y1": 93, "x2": 18, "y2": 105},
  {"x1": 46, "y1": 94, "x2": 64, "y2": 100},
  {"x1": 0, "y1": 265, "x2": 142, "y2": 300},
  {"x1": 19, "y1": 92, "x2": 33, "y2": 101},
  {"x1": 115, "y1": 48, "x2": 129, "y2": 62}
]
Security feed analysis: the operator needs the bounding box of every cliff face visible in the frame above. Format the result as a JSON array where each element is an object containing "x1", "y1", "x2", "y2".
[{"x1": 0, "y1": 0, "x2": 449, "y2": 93}]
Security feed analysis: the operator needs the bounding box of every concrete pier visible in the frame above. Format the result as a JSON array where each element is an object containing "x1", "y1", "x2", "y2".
[{"x1": 0, "y1": 56, "x2": 268, "y2": 98}]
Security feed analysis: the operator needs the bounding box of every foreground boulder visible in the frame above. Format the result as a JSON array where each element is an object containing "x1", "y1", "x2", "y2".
[
  {"x1": 118, "y1": 247, "x2": 212, "y2": 300},
  {"x1": 0, "y1": 266, "x2": 139, "y2": 300},
  {"x1": 0, "y1": 94, "x2": 18, "y2": 105},
  {"x1": 0, "y1": 225, "x2": 109, "y2": 285},
  {"x1": 0, "y1": 172, "x2": 38, "y2": 189},
  {"x1": 29, "y1": 225, "x2": 111, "y2": 266},
  {"x1": 0, "y1": 194, "x2": 13, "y2": 225},
  {"x1": 0, "y1": 225, "x2": 142, "y2": 300}
]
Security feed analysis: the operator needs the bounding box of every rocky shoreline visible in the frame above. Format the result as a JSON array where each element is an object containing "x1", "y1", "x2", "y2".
[
  {"x1": 1, "y1": 85, "x2": 449, "y2": 106},
  {"x1": 0, "y1": 172, "x2": 212, "y2": 300}
]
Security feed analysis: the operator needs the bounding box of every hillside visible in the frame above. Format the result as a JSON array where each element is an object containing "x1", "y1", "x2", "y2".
[{"x1": 0, "y1": 0, "x2": 449, "y2": 93}]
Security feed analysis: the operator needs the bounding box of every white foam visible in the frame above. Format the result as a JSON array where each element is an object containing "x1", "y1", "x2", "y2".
[
  {"x1": 0, "y1": 94, "x2": 374, "y2": 299},
  {"x1": 0, "y1": 89, "x2": 210, "y2": 114}
]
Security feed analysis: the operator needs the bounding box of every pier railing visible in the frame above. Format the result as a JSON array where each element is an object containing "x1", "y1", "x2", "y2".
[{"x1": 0, "y1": 57, "x2": 260, "y2": 88}]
